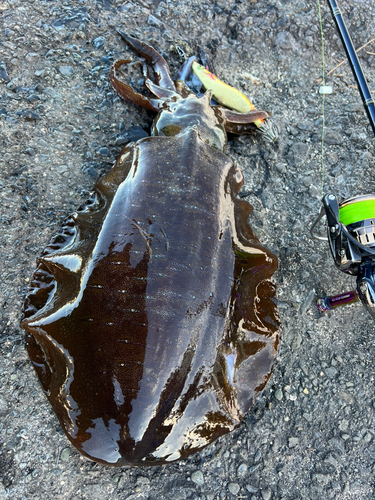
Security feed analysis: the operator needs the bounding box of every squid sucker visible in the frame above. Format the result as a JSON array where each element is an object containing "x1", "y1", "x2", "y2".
[{"x1": 21, "y1": 34, "x2": 280, "y2": 467}]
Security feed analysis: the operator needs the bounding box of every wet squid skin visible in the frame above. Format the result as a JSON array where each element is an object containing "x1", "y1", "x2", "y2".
[{"x1": 21, "y1": 35, "x2": 280, "y2": 467}]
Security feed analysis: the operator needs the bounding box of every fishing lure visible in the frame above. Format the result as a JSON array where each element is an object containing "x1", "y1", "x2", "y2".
[
  {"x1": 21, "y1": 33, "x2": 280, "y2": 466},
  {"x1": 191, "y1": 61, "x2": 279, "y2": 143}
]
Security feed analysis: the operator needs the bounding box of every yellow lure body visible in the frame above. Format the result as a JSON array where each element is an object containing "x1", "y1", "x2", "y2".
[{"x1": 191, "y1": 61, "x2": 263, "y2": 129}]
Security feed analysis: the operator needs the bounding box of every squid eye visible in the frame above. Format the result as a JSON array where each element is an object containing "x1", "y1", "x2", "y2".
[{"x1": 160, "y1": 124, "x2": 182, "y2": 136}]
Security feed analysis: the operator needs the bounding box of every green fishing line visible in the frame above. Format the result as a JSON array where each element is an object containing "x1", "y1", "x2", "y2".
[{"x1": 339, "y1": 199, "x2": 375, "y2": 225}]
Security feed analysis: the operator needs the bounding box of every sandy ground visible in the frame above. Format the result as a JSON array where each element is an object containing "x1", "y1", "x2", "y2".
[{"x1": 1, "y1": 0, "x2": 375, "y2": 498}]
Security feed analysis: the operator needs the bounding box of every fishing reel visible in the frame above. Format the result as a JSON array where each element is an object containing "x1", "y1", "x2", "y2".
[{"x1": 311, "y1": 193, "x2": 375, "y2": 318}]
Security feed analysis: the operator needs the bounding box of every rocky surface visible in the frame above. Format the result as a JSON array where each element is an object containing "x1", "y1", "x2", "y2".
[{"x1": 1, "y1": 0, "x2": 375, "y2": 499}]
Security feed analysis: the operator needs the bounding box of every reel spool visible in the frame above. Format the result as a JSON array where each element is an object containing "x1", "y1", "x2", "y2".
[{"x1": 311, "y1": 193, "x2": 375, "y2": 317}]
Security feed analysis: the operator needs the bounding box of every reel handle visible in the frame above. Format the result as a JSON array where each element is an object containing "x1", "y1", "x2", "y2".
[{"x1": 317, "y1": 290, "x2": 359, "y2": 312}]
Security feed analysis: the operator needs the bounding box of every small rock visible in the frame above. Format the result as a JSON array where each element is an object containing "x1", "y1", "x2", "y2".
[
  {"x1": 325, "y1": 367, "x2": 338, "y2": 378},
  {"x1": 136, "y1": 476, "x2": 150, "y2": 487},
  {"x1": 288, "y1": 437, "x2": 299, "y2": 448},
  {"x1": 246, "y1": 485, "x2": 258, "y2": 494},
  {"x1": 363, "y1": 432, "x2": 372, "y2": 443},
  {"x1": 126, "y1": 125, "x2": 149, "y2": 142},
  {"x1": 191, "y1": 470, "x2": 204, "y2": 486},
  {"x1": 274, "y1": 31, "x2": 296, "y2": 50},
  {"x1": 60, "y1": 447, "x2": 70, "y2": 462},
  {"x1": 324, "y1": 454, "x2": 338, "y2": 468},
  {"x1": 93, "y1": 36, "x2": 106, "y2": 48},
  {"x1": 312, "y1": 473, "x2": 330, "y2": 486},
  {"x1": 25, "y1": 52, "x2": 40, "y2": 62},
  {"x1": 324, "y1": 128, "x2": 343, "y2": 145},
  {"x1": 261, "y1": 489, "x2": 272, "y2": 500},
  {"x1": 303, "y1": 412, "x2": 312, "y2": 422},
  {"x1": 56, "y1": 165, "x2": 68, "y2": 174},
  {"x1": 307, "y1": 253, "x2": 321, "y2": 265},
  {"x1": 319, "y1": 85, "x2": 332, "y2": 94},
  {"x1": 59, "y1": 65, "x2": 74, "y2": 76},
  {"x1": 98, "y1": 147, "x2": 110, "y2": 156},
  {"x1": 0, "y1": 60, "x2": 10, "y2": 82},
  {"x1": 86, "y1": 166, "x2": 99, "y2": 179},
  {"x1": 114, "y1": 135, "x2": 129, "y2": 146},
  {"x1": 291, "y1": 331, "x2": 302, "y2": 351},
  {"x1": 309, "y1": 184, "x2": 320, "y2": 199},
  {"x1": 249, "y1": 463, "x2": 261, "y2": 473},
  {"x1": 43, "y1": 87, "x2": 58, "y2": 98},
  {"x1": 228, "y1": 482, "x2": 240, "y2": 495},
  {"x1": 148, "y1": 14, "x2": 162, "y2": 26},
  {"x1": 16, "y1": 110, "x2": 41, "y2": 121},
  {"x1": 237, "y1": 463, "x2": 248, "y2": 477},
  {"x1": 297, "y1": 121, "x2": 313, "y2": 131},
  {"x1": 27, "y1": 94, "x2": 41, "y2": 103},
  {"x1": 275, "y1": 388, "x2": 283, "y2": 401},
  {"x1": 300, "y1": 289, "x2": 316, "y2": 315}
]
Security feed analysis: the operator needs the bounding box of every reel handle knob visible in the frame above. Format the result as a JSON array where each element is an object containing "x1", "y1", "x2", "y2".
[{"x1": 317, "y1": 290, "x2": 359, "y2": 312}]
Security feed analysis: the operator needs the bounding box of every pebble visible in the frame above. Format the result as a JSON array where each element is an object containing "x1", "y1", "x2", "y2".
[
  {"x1": 93, "y1": 36, "x2": 106, "y2": 48},
  {"x1": 59, "y1": 65, "x2": 74, "y2": 76},
  {"x1": 191, "y1": 471, "x2": 204, "y2": 486},
  {"x1": 16, "y1": 110, "x2": 41, "y2": 121},
  {"x1": 98, "y1": 147, "x2": 110, "y2": 156},
  {"x1": 274, "y1": 31, "x2": 296, "y2": 50},
  {"x1": 261, "y1": 489, "x2": 272, "y2": 500},
  {"x1": 25, "y1": 52, "x2": 39, "y2": 62},
  {"x1": 288, "y1": 437, "x2": 299, "y2": 448},
  {"x1": 237, "y1": 463, "x2": 248, "y2": 477},
  {"x1": 27, "y1": 94, "x2": 41, "y2": 103},
  {"x1": 0, "y1": 61, "x2": 10, "y2": 82},
  {"x1": 275, "y1": 162, "x2": 287, "y2": 174},
  {"x1": 43, "y1": 87, "x2": 58, "y2": 98},
  {"x1": 85, "y1": 166, "x2": 99, "y2": 178},
  {"x1": 309, "y1": 184, "x2": 320, "y2": 199},
  {"x1": 291, "y1": 331, "x2": 302, "y2": 351},
  {"x1": 319, "y1": 85, "x2": 333, "y2": 94},
  {"x1": 325, "y1": 367, "x2": 338, "y2": 378},
  {"x1": 324, "y1": 128, "x2": 343, "y2": 145},
  {"x1": 300, "y1": 289, "x2": 316, "y2": 315},
  {"x1": 228, "y1": 482, "x2": 240, "y2": 495},
  {"x1": 275, "y1": 388, "x2": 283, "y2": 401},
  {"x1": 363, "y1": 432, "x2": 372, "y2": 443},
  {"x1": 297, "y1": 121, "x2": 313, "y2": 131},
  {"x1": 148, "y1": 14, "x2": 162, "y2": 26},
  {"x1": 312, "y1": 473, "x2": 330, "y2": 486},
  {"x1": 60, "y1": 447, "x2": 70, "y2": 462},
  {"x1": 249, "y1": 463, "x2": 261, "y2": 473},
  {"x1": 136, "y1": 476, "x2": 150, "y2": 487}
]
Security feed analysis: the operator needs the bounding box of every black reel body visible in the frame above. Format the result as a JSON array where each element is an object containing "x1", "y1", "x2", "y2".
[{"x1": 312, "y1": 193, "x2": 375, "y2": 317}]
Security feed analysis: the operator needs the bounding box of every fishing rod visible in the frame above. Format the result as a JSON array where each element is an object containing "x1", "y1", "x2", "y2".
[
  {"x1": 326, "y1": 0, "x2": 375, "y2": 133},
  {"x1": 312, "y1": 0, "x2": 375, "y2": 317}
]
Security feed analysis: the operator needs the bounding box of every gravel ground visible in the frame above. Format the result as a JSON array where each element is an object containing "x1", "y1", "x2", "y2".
[{"x1": 1, "y1": 0, "x2": 375, "y2": 498}]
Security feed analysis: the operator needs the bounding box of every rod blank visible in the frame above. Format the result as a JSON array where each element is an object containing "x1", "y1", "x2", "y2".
[{"x1": 326, "y1": 0, "x2": 375, "y2": 136}]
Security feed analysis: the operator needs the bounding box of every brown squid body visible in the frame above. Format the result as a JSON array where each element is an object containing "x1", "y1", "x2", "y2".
[{"x1": 21, "y1": 34, "x2": 280, "y2": 466}]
